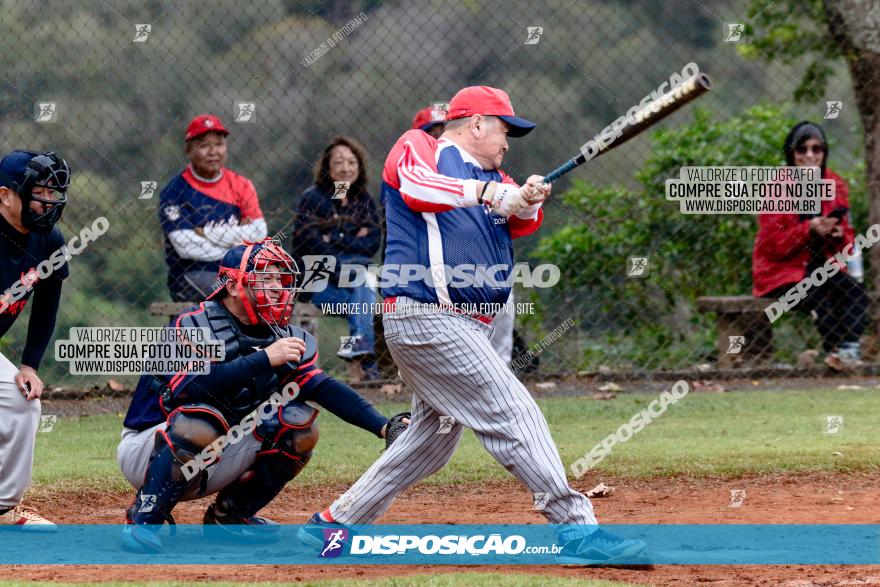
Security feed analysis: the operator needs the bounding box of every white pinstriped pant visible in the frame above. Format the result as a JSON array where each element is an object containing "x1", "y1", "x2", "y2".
[{"x1": 328, "y1": 296, "x2": 597, "y2": 527}]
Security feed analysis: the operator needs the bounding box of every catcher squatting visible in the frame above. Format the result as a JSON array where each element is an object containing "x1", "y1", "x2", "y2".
[{"x1": 117, "y1": 240, "x2": 411, "y2": 552}]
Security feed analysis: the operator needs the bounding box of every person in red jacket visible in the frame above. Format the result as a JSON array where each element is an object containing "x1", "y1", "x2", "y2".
[{"x1": 753, "y1": 121, "x2": 870, "y2": 368}]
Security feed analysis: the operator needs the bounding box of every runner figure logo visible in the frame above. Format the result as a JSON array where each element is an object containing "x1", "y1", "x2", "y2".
[
  {"x1": 727, "y1": 336, "x2": 745, "y2": 354},
  {"x1": 824, "y1": 415, "x2": 843, "y2": 434},
  {"x1": 235, "y1": 102, "x2": 256, "y2": 122},
  {"x1": 320, "y1": 528, "x2": 349, "y2": 558},
  {"x1": 338, "y1": 335, "x2": 361, "y2": 354},
  {"x1": 532, "y1": 492, "x2": 550, "y2": 511},
  {"x1": 729, "y1": 489, "x2": 746, "y2": 508},
  {"x1": 627, "y1": 256, "x2": 648, "y2": 277},
  {"x1": 437, "y1": 416, "x2": 456, "y2": 435},
  {"x1": 38, "y1": 415, "x2": 57, "y2": 433},
  {"x1": 824, "y1": 101, "x2": 842, "y2": 119},
  {"x1": 725, "y1": 23, "x2": 744, "y2": 42},
  {"x1": 299, "y1": 256, "x2": 337, "y2": 293},
  {"x1": 35, "y1": 102, "x2": 57, "y2": 123},
  {"x1": 332, "y1": 181, "x2": 349, "y2": 199},
  {"x1": 524, "y1": 26, "x2": 543, "y2": 45},
  {"x1": 133, "y1": 24, "x2": 151, "y2": 42},
  {"x1": 139, "y1": 181, "x2": 157, "y2": 200},
  {"x1": 138, "y1": 494, "x2": 157, "y2": 513}
]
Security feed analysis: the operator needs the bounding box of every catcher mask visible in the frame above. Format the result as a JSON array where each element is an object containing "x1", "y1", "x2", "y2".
[
  {"x1": 0, "y1": 150, "x2": 70, "y2": 233},
  {"x1": 208, "y1": 239, "x2": 301, "y2": 330}
]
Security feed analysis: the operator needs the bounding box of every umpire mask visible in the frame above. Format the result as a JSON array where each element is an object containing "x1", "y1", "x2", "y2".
[{"x1": 0, "y1": 151, "x2": 70, "y2": 233}]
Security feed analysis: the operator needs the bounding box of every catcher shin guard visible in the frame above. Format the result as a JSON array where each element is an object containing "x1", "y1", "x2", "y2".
[
  {"x1": 213, "y1": 401, "x2": 318, "y2": 519},
  {"x1": 128, "y1": 404, "x2": 229, "y2": 525}
]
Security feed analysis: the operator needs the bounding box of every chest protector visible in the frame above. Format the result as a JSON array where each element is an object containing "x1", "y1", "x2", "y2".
[{"x1": 163, "y1": 301, "x2": 317, "y2": 418}]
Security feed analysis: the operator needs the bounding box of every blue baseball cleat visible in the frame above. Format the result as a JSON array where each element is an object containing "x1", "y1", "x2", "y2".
[{"x1": 556, "y1": 528, "x2": 650, "y2": 566}]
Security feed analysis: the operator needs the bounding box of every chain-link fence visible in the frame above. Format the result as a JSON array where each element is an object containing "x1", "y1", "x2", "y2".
[{"x1": 0, "y1": 0, "x2": 870, "y2": 389}]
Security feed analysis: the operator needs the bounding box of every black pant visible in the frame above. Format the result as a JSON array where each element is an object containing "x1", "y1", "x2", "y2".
[{"x1": 767, "y1": 273, "x2": 870, "y2": 352}]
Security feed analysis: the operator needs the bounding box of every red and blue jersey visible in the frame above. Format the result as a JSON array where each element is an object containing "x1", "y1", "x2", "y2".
[
  {"x1": 159, "y1": 166, "x2": 266, "y2": 291},
  {"x1": 380, "y1": 130, "x2": 543, "y2": 307}
]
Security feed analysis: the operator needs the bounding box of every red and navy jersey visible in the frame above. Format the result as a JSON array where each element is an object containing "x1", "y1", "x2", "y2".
[
  {"x1": 381, "y1": 130, "x2": 543, "y2": 307},
  {"x1": 123, "y1": 302, "x2": 327, "y2": 431},
  {"x1": 0, "y1": 215, "x2": 68, "y2": 368},
  {"x1": 159, "y1": 166, "x2": 265, "y2": 287}
]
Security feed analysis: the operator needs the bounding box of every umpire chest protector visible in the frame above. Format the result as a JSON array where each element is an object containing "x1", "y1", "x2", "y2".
[{"x1": 163, "y1": 301, "x2": 317, "y2": 417}]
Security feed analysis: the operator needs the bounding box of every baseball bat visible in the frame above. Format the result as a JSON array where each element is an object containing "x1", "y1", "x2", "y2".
[{"x1": 542, "y1": 73, "x2": 712, "y2": 183}]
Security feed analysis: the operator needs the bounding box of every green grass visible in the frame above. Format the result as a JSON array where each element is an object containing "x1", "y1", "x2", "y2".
[
  {"x1": 0, "y1": 577, "x2": 645, "y2": 587},
  {"x1": 32, "y1": 388, "x2": 880, "y2": 493}
]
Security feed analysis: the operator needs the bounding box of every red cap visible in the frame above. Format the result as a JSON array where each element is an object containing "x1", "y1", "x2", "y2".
[
  {"x1": 446, "y1": 86, "x2": 536, "y2": 137},
  {"x1": 411, "y1": 107, "x2": 446, "y2": 131},
  {"x1": 185, "y1": 114, "x2": 230, "y2": 141}
]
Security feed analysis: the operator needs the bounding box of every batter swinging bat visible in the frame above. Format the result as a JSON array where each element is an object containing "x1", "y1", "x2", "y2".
[{"x1": 542, "y1": 73, "x2": 712, "y2": 184}]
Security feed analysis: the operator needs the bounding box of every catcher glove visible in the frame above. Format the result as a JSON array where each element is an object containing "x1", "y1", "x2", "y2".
[{"x1": 384, "y1": 412, "x2": 411, "y2": 449}]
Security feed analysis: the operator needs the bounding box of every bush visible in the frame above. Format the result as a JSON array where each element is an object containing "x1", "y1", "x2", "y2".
[{"x1": 531, "y1": 103, "x2": 835, "y2": 370}]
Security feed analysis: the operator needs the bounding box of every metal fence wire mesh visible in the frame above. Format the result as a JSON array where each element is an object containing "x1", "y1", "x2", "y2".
[{"x1": 0, "y1": 0, "x2": 871, "y2": 388}]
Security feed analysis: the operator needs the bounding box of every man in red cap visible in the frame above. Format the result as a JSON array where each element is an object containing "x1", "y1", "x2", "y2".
[
  {"x1": 300, "y1": 86, "x2": 648, "y2": 565},
  {"x1": 158, "y1": 114, "x2": 268, "y2": 301}
]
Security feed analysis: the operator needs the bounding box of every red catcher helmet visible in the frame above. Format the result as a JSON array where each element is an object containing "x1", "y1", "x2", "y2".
[{"x1": 207, "y1": 239, "x2": 300, "y2": 329}]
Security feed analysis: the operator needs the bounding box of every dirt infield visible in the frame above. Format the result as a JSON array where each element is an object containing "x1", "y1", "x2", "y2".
[{"x1": 6, "y1": 472, "x2": 880, "y2": 586}]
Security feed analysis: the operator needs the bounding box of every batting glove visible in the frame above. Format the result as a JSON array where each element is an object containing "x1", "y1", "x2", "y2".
[{"x1": 480, "y1": 182, "x2": 531, "y2": 217}]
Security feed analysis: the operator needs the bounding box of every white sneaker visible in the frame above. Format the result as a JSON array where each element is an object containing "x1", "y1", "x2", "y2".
[{"x1": 0, "y1": 504, "x2": 57, "y2": 532}]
